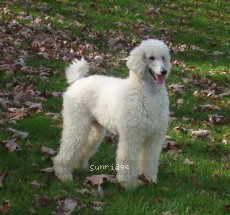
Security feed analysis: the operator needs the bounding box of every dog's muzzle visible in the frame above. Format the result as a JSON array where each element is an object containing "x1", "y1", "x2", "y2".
[{"x1": 148, "y1": 68, "x2": 167, "y2": 85}]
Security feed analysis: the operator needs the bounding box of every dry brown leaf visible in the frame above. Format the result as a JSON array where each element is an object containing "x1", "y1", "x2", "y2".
[
  {"x1": 183, "y1": 158, "x2": 194, "y2": 165},
  {"x1": 41, "y1": 146, "x2": 57, "y2": 156},
  {"x1": 39, "y1": 167, "x2": 54, "y2": 173},
  {"x1": 198, "y1": 104, "x2": 220, "y2": 111},
  {"x1": 1, "y1": 139, "x2": 20, "y2": 152},
  {"x1": 138, "y1": 173, "x2": 149, "y2": 186},
  {"x1": 7, "y1": 127, "x2": 29, "y2": 139},
  {"x1": 55, "y1": 198, "x2": 85, "y2": 214},
  {"x1": 169, "y1": 84, "x2": 185, "y2": 96},
  {"x1": 162, "y1": 140, "x2": 177, "y2": 149},
  {"x1": 91, "y1": 201, "x2": 106, "y2": 207},
  {"x1": 166, "y1": 150, "x2": 180, "y2": 159},
  {"x1": 28, "y1": 180, "x2": 45, "y2": 188},
  {"x1": 34, "y1": 195, "x2": 52, "y2": 207},
  {"x1": 79, "y1": 188, "x2": 91, "y2": 196},
  {"x1": 45, "y1": 112, "x2": 61, "y2": 120},
  {"x1": 84, "y1": 174, "x2": 115, "y2": 185},
  {"x1": 0, "y1": 200, "x2": 11, "y2": 214},
  {"x1": 8, "y1": 107, "x2": 28, "y2": 120},
  {"x1": 191, "y1": 129, "x2": 213, "y2": 142},
  {"x1": 173, "y1": 125, "x2": 187, "y2": 133},
  {"x1": 222, "y1": 134, "x2": 229, "y2": 145},
  {"x1": 23, "y1": 101, "x2": 43, "y2": 111},
  {"x1": 176, "y1": 98, "x2": 184, "y2": 106},
  {"x1": 208, "y1": 114, "x2": 230, "y2": 125},
  {"x1": 51, "y1": 92, "x2": 62, "y2": 98}
]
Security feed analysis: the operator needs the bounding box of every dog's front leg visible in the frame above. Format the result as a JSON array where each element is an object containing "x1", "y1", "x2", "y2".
[
  {"x1": 116, "y1": 133, "x2": 144, "y2": 189},
  {"x1": 139, "y1": 137, "x2": 164, "y2": 183}
]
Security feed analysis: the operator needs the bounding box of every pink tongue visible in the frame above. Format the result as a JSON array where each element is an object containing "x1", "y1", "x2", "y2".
[{"x1": 155, "y1": 74, "x2": 165, "y2": 84}]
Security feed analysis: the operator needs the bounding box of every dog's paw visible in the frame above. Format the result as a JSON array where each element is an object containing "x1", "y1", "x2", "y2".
[
  {"x1": 55, "y1": 172, "x2": 73, "y2": 181},
  {"x1": 145, "y1": 174, "x2": 157, "y2": 184},
  {"x1": 117, "y1": 177, "x2": 138, "y2": 189}
]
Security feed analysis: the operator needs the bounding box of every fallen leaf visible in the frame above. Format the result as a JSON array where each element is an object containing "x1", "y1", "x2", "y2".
[
  {"x1": 39, "y1": 167, "x2": 54, "y2": 173},
  {"x1": 24, "y1": 101, "x2": 43, "y2": 111},
  {"x1": 173, "y1": 125, "x2": 187, "y2": 133},
  {"x1": 61, "y1": 198, "x2": 78, "y2": 213},
  {"x1": 1, "y1": 139, "x2": 20, "y2": 152},
  {"x1": 222, "y1": 134, "x2": 229, "y2": 145},
  {"x1": 191, "y1": 129, "x2": 213, "y2": 142},
  {"x1": 198, "y1": 104, "x2": 220, "y2": 111},
  {"x1": 0, "y1": 200, "x2": 11, "y2": 213},
  {"x1": 176, "y1": 98, "x2": 184, "y2": 106},
  {"x1": 212, "y1": 51, "x2": 223, "y2": 56},
  {"x1": 8, "y1": 107, "x2": 28, "y2": 120},
  {"x1": 7, "y1": 127, "x2": 29, "y2": 139},
  {"x1": 193, "y1": 90, "x2": 199, "y2": 97},
  {"x1": 155, "y1": 197, "x2": 163, "y2": 204},
  {"x1": 84, "y1": 174, "x2": 115, "y2": 185},
  {"x1": 169, "y1": 84, "x2": 185, "y2": 96},
  {"x1": 79, "y1": 188, "x2": 91, "y2": 196},
  {"x1": 91, "y1": 201, "x2": 106, "y2": 207},
  {"x1": 28, "y1": 180, "x2": 45, "y2": 188},
  {"x1": 208, "y1": 114, "x2": 229, "y2": 125},
  {"x1": 45, "y1": 112, "x2": 61, "y2": 120},
  {"x1": 55, "y1": 198, "x2": 85, "y2": 214},
  {"x1": 162, "y1": 140, "x2": 177, "y2": 149},
  {"x1": 41, "y1": 146, "x2": 58, "y2": 156},
  {"x1": 0, "y1": 98, "x2": 12, "y2": 109},
  {"x1": 196, "y1": 189, "x2": 206, "y2": 196},
  {"x1": 34, "y1": 195, "x2": 52, "y2": 207},
  {"x1": 51, "y1": 92, "x2": 62, "y2": 98},
  {"x1": 163, "y1": 139, "x2": 185, "y2": 151},
  {"x1": 166, "y1": 150, "x2": 180, "y2": 159},
  {"x1": 181, "y1": 116, "x2": 190, "y2": 122},
  {"x1": 93, "y1": 206, "x2": 103, "y2": 211},
  {"x1": 183, "y1": 158, "x2": 194, "y2": 165},
  {"x1": 138, "y1": 173, "x2": 149, "y2": 186}
]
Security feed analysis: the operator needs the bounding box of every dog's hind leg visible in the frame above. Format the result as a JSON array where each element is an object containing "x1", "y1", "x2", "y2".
[
  {"x1": 79, "y1": 122, "x2": 106, "y2": 169},
  {"x1": 53, "y1": 104, "x2": 92, "y2": 181}
]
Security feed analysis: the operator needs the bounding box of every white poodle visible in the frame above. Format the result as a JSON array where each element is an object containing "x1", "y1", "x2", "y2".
[{"x1": 53, "y1": 39, "x2": 172, "y2": 188}]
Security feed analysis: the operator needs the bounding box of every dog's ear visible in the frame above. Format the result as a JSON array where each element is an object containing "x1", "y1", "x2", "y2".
[{"x1": 126, "y1": 46, "x2": 146, "y2": 78}]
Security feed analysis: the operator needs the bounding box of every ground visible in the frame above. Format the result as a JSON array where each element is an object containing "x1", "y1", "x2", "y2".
[{"x1": 0, "y1": 0, "x2": 229, "y2": 214}]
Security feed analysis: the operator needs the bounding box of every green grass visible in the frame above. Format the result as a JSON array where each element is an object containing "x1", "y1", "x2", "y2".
[{"x1": 0, "y1": 0, "x2": 229, "y2": 214}]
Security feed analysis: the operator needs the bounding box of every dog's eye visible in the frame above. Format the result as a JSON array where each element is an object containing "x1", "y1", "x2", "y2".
[
  {"x1": 149, "y1": 56, "x2": 155, "y2": 60},
  {"x1": 162, "y1": 56, "x2": 165, "y2": 60}
]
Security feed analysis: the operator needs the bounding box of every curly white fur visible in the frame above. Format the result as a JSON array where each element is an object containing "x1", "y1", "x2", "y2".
[
  {"x1": 65, "y1": 58, "x2": 89, "y2": 84},
  {"x1": 53, "y1": 39, "x2": 172, "y2": 188}
]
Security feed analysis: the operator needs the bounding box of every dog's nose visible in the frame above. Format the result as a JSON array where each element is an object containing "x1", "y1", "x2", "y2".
[{"x1": 160, "y1": 69, "x2": 167, "y2": 75}]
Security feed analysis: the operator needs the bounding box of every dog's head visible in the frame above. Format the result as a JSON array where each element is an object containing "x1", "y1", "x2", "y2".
[{"x1": 126, "y1": 39, "x2": 172, "y2": 85}]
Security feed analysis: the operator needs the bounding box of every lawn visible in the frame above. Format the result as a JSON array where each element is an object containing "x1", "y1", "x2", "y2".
[{"x1": 0, "y1": 0, "x2": 229, "y2": 214}]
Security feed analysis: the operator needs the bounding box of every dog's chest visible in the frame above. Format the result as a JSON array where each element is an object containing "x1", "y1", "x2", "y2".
[{"x1": 139, "y1": 91, "x2": 169, "y2": 134}]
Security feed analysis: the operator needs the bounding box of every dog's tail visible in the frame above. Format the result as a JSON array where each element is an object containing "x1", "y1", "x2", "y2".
[{"x1": 65, "y1": 58, "x2": 89, "y2": 84}]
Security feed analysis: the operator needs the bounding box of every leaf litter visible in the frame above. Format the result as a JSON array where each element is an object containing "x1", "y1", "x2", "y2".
[
  {"x1": 54, "y1": 198, "x2": 86, "y2": 215},
  {"x1": 1, "y1": 139, "x2": 20, "y2": 152},
  {"x1": 6, "y1": 127, "x2": 29, "y2": 139},
  {"x1": 0, "y1": 1, "x2": 229, "y2": 214},
  {"x1": 191, "y1": 129, "x2": 213, "y2": 142}
]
